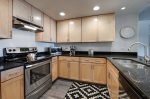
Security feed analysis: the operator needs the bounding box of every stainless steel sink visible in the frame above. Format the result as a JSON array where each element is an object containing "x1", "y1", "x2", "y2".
[{"x1": 112, "y1": 58, "x2": 146, "y2": 69}]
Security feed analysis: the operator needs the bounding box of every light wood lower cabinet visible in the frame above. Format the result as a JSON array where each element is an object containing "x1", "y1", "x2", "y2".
[
  {"x1": 59, "y1": 60, "x2": 69, "y2": 78},
  {"x1": 58, "y1": 57, "x2": 80, "y2": 80},
  {"x1": 1, "y1": 75, "x2": 24, "y2": 99},
  {"x1": 80, "y1": 62, "x2": 92, "y2": 82},
  {"x1": 69, "y1": 62, "x2": 79, "y2": 80},
  {"x1": 93, "y1": 63, "x2": 106, "y2": 84},
  {"x1": 52, "y1": 57, "x2": 58, "y2": 81},
  {"x1": 107, "y1": 60, "x2": 119, "y2": 99}
]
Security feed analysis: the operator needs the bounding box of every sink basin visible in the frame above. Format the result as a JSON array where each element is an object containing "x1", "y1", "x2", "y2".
[{"x1": 112, "y1": 58, "x2": 146, "y2": 69}]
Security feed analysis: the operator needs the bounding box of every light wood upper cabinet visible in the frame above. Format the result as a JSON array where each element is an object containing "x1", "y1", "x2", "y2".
[
  {"x1": 0, "y1": 0, "x2": 12, "y2": 38},
  {"x1": 82, "y1": 16, "x2": 98, "y2": 42},
  {"x1": 69, "y1": 18, "x2": 82, "y2": 42},
  {"x1": 57, "y1": 20, "x2": 69, "y2": 42},
  {"x1": 98, "y1": 14, "x2": 115, "y2": 41},
  {"x1": 36, "y1": 14, "x2": 51, "y2": 42},
  {"x1": 52, "y1": 57, "x2": 58, "y2": 81},
  {"x1": 13, "y1": 0, "x2": 31, "y2": 22},
  {"x1": 50, "y1": 18, "x2": 57, "y2": 42},
  {"x1": 1, "y1": 75, "x2": 24, "y2": 99},
  {"x1": 31, "y1": 7, "x2": 43, "y2": 27}
]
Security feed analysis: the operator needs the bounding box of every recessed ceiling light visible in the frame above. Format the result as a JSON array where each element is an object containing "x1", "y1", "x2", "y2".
[
  {"x1": 93, "y1": 6, "x2": 100, "y2": 11},
  {"x1": 121, "y1": 7, "x2": 126, "y2": 10},
  {"x1": 59, "y1": 12, "x2": 66, "y2": 16}
]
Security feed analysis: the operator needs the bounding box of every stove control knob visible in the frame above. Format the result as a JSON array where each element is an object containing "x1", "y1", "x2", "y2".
[
  {"x1": 8, "y1": 49, "x2": 12, "y2": 52},
  {"x1": 13, "y1": 49, "x2": 16, "y2": 52}
]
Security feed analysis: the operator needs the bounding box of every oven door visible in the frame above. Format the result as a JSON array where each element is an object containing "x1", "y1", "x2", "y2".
[{"x1": 25, "y1": 60, "x2": 51, "y2": 96}]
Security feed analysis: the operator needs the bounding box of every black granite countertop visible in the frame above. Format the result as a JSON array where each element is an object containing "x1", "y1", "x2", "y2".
[{"x1": 108, "y1": 57, "x2": 150, "y2": 99}]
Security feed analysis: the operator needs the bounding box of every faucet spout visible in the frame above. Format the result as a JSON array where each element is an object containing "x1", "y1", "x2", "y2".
[{"x1": 128, "y1": 42, "x2": 149, "y2": 63}]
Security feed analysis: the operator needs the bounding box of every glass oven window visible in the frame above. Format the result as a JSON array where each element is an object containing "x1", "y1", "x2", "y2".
[{"x1": 30, "y1": 63, "x2": 50, "y2": 84}]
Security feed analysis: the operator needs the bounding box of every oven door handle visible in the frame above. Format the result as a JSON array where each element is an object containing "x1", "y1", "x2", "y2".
[{"x1": 25, "y1": 59, "x2": 51, "y2": 69}]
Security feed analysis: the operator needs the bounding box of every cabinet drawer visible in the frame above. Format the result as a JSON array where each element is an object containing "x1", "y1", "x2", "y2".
[
  {"x1": 80, "y1": 57, "x2": 93, "y2": 63},
  {"x1": 59, "y1": 56, "x2": 69, "y2": 61},
  {"x1": 1, "y1": 66, "x2": 23, "y2": 82},
  {"x1": 52, "y1": 57, "x2": 58, "y2": 62},
  {"x1": 80, "y1": 57, "x2": 106, "y2": 63},
  {"x1": 68, "y1": 57, "x2": 79, "y2": 62},
  {"x1": 107, "y1": 61, "x2": 119, "y2": 78}
]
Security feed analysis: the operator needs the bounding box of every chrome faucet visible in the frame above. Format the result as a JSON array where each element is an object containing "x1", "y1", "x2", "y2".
[{"x1": 128, "y1": 42, "x2": 150, "y2": 63}]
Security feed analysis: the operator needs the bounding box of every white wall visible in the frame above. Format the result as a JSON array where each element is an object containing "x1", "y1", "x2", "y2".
[
  {"x1": 0, "y1": 29, "x2": 54, "y2": 56},
  {"x1": 56, "y1": 13, "x2": 138, "y2": 52},
  {"x1": 138, "y1": 21, "x2": 150, "y2": 57}
]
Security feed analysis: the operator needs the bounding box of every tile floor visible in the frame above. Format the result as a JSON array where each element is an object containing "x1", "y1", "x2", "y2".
[
  {"x1": 40, "y1": 79, "x2": 73, "y2": 99},
  {"x1": 40, "y1": 79, "x2": 109, "y2": 99}
]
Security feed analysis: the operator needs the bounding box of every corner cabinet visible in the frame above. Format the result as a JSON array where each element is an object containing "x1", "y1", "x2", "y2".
[
  {"x1": 107, "y1": 60, "x2": 119, "y2": 99},
  {"x1": 0, "y1": 0, "x2": 12, "y2": 38},
  {"x1": 1, "y1": 67, "x2": 24, "y2": 99}
]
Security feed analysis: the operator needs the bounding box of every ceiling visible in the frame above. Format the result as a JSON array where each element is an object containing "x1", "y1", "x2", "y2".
[{"x1": 25, "y1": 0, "x2": 150, "y2": 20}]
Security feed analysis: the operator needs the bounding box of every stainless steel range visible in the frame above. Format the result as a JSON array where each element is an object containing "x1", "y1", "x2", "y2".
[{"x1": 3, "y1": 47, "x2": 52, "y2": 99}]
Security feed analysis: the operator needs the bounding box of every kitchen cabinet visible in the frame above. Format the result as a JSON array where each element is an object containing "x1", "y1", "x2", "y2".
[
  {"x1": 0, "y1": 0, "x2": 12, "y2": 38},
  {"x1": 31, "y1": 7, "x2": 43, "y2": 27},
  {"x1": 52, "y1": 57, "x2": 58, "y2": 81},
  {"x1": 58, "y1": 60, "x2": 69, "y2": 78},
  {"x1": 57, "y1": 20, "x2": 69, "y2": 42},
  {"x1": 58, "y1": 57, "x2": 80, "y2": 80},
  {"x1": 13, "y1": 0, "x2": 31, "y2": 22},
  {"x1": 80, "y1": 62, "x2": 92, "y2": 82},
  {"x1": 82, "y1": 16, "x2": 98, "y2": 42},
  {"x1": 36, "y1": 14, "x2": 51, "y2": 42},
  {"x1": 57, "y1": 18, "x2": 82, "y2": 42},
  {"x1": 107, "y1": 60, "x2": 119, "y2": 99},
  {"x1": 50, "y1": 18, "x2": 57, "y2": 42},
  {"x1": 1, "y1": 67, "x2": 24, "y2": 99},
  {"x1": 13, "y1": 0, "x2": 43, "y2": 27},
  {"x1": 69, "y1": 61, "x2": 80, "y2": 80},
  {"x1": 98, "y1": 14, "x2": 115, "y2": 41},
  {"x1": 80, "y1": 57, "x2": 106, "y2": 84},
  {"x1": 93, "y1": 63, "x2": 106, "y2": 84},
  {"x1": 69, "y1": 18, "x2": 82, "y2": 42}
]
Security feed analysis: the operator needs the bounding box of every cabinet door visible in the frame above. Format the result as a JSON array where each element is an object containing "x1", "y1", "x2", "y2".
[
  {"x1": 82, "y1": 16, "x2": 98, "y2": 42},
  {"x1": 93, "y1": 64, "x2": 106, "y2": 84},
  {"x1": 1, "y1": 75, "x2": 24, "y2": 99},
  {"x1": 13, "y1": 0, "x2": 31, "y2": 22},
  {"x1": 50, "y1": 18, "x2": 56, "y2": 42},
  {"x1": 80, "y1": 62, "x2": 92, "y2": 82},
  {"x1": 69, "y1": 62, "x2": 79, "y2": 80},
  {"x1": 0, "y1": 0, "x2": 12, "y2": 38},
  {"x1": 31, "y1": 7, "x2": 43, "y2": 27},
  {"x1": 59, "y1": 61, "x2": 69, "y2": 78},
  {"x1": 69, "y1": 18, "x2": 81, "y2": 42},
  {"x1": 42, "y1": 14, "x2": 51, "y2": 42},
  {"x1": 57, "y1": 20, "x2": 69, "y2": 42},
  {"x1": 52, "y1": 60, "x2": 58, "y2": 81},
  {"x1": 98, "y1": 14, "x2": 115, "y2": 41}
]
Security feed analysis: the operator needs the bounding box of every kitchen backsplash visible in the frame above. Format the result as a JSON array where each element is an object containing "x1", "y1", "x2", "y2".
[{"x1": 0, "y1": 29, "x2": 54, "y2": 56}]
